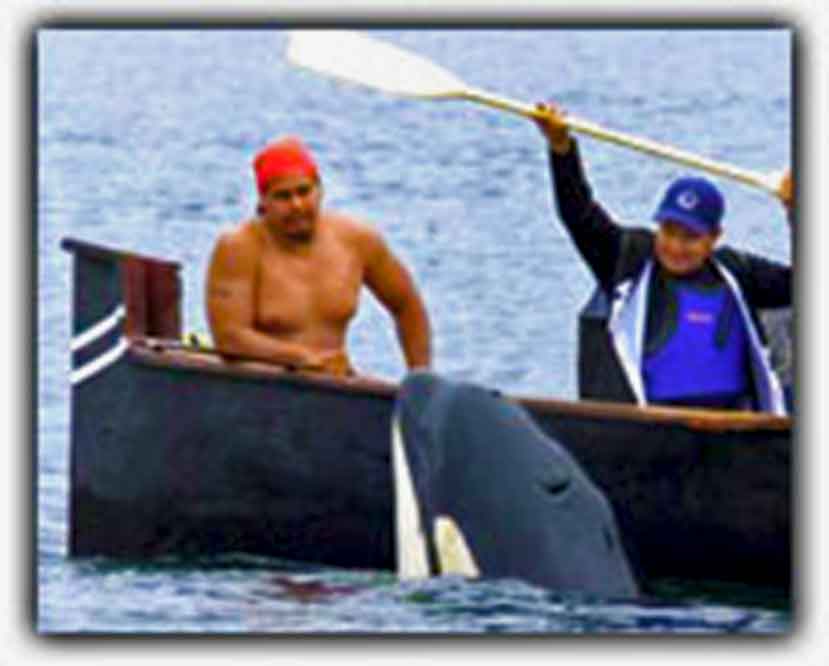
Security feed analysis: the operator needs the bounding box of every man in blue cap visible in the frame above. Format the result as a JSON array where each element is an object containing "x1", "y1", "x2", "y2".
[{"x1": 533, "y1": 103, "x2": 792, "y2": 414}]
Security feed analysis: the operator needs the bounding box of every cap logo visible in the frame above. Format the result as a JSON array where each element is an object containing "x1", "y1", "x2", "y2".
[{"x1": 677, "y1": 189, "x2": 699, "y2": 210}]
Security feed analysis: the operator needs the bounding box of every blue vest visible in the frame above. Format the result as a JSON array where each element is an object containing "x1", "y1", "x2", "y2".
[
  {"x1": 642, "y1": 281, "x2": 749, "y2": 407},
  {"x1": 606, "y1": 260, "x2": 786, "y2": 415}
]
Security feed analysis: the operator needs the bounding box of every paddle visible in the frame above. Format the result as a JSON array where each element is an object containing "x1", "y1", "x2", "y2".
[{"x1": 286, "y1": 30, "x2": 782, "y2": 196}]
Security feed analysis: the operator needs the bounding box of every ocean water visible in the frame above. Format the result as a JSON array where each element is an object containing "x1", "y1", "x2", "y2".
[{"x1": 36, "y1": 27, "x2": 792, "y2": 634}]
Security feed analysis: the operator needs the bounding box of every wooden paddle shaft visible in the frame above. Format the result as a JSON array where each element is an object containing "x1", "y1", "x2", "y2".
[{"x1": 459, "y1": 88, "x2": 779, "y2": 195}]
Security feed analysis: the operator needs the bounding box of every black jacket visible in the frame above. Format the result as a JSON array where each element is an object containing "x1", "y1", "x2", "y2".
[
  {"x1": 549, "y1": 139, "x2": 791, "y2": 405},
  {"x1": 549, "y1": 139, "x2": 791, "y2": 341}
]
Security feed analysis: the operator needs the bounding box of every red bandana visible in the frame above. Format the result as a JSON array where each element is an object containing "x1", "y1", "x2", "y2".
[{"x1": 253, "y1": 137, "x2": 319, "y2": 194}]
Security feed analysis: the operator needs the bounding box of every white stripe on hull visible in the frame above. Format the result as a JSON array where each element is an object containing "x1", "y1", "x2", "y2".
[
  {"x1": 70, "y1": 337, "x2": 128, "y2": 385},
  {"x1": 70, "y1": 304, "x2": 126, "y2": 352}
]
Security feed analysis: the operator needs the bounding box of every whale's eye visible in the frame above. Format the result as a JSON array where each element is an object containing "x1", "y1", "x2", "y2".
[{"x1": 539, "y1": 477, "x2": 570, "y2": 496}]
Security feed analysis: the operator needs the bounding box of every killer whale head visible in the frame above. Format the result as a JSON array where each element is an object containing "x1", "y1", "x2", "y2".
[{"x1": 392, "y1": 370, "x2": 639, "y2": 598}]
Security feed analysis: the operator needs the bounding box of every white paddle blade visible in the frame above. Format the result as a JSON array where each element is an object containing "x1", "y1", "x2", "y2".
[{"x1": 286, "y1": 30, "x2": 468, "y2": 99}]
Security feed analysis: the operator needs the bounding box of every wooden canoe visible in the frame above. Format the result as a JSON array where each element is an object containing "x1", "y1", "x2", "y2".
[{"x1": 61, "y1": 237, "x2": 791, "y2": 590}]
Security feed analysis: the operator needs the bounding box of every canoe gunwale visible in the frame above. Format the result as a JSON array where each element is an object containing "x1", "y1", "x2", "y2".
[
  {"x1": 129, "y1": 337, "x2": 399, "y2": 398},
  {"x1": 128, "y1": 337, "x2": 792, "y2": 435}
]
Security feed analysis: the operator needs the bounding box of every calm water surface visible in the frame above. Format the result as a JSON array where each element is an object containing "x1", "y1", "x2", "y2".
[{"x1": 37, "y1": 28, "x2": 792, "y2": 634}]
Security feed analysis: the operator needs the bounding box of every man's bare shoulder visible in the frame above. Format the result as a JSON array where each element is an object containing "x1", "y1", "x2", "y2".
[
  {"x1": 324, "y1": 210, "x2": 386, "y2": 252},
  {"x1": 208, "y1": 219, "x2": 264, "y2": 275},
  {"x1": 214, "y1": 219, "x2": 262, "y2": 247},
  {"x1": 211, "y1": 219, "x2": 265, "y2": 256}
]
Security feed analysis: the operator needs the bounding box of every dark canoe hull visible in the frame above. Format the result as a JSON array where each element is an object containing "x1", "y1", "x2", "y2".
[
  {"x1": 62, "y1": 237, "x2": 792, "y2": 591},
  {"x1": 71, "y1": 349, "x2": 397, "y2": 568},
  {"x1": 524, "y1": 400, "x2": 790, "y2": 587}
]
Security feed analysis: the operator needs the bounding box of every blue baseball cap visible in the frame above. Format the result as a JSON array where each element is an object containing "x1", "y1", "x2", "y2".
[{"x1": 653, "y1": 176, "x2": 725, "y2": 235}]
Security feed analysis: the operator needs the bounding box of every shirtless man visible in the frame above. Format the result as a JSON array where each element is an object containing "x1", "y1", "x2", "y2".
[{"x1": 206, "y1": 136, "x2": 432, "y2": 377}]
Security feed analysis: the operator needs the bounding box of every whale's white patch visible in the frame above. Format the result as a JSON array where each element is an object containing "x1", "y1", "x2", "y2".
[
  {"x1": 434, "y1": 515, "x2": 479, "y2": 578},
  {"x1": 391, "y1": 414, "x2": 430, "y2": 579}
]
